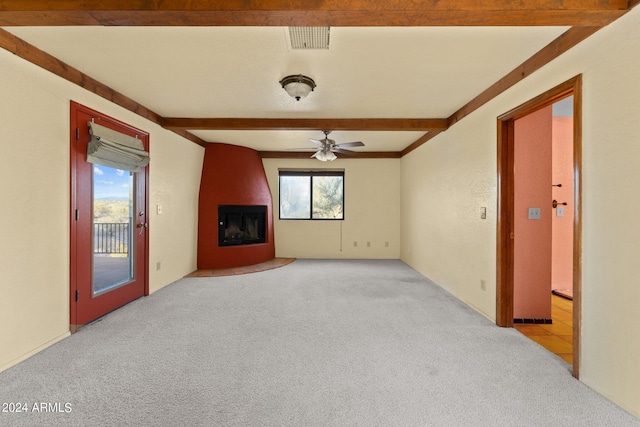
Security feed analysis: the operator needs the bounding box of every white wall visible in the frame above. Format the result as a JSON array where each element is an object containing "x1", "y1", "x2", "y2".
[
  {"x1": 401, "y1": 115, "x2": 497, "y2": 317},
  {"x1": 263, "y1": 158, "x2": 401, "y2": 259},
  {"x1": 0, "y1": 48, "x2": 204, "y2": 371},
  {"x1": 401, "y1": 8, "x2": 640, "y2": 417}
]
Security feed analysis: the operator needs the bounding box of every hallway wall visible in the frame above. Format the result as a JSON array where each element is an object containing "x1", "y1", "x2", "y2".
[{"x1": 401, "y1": 7, "x2": 640, "y2": 417}]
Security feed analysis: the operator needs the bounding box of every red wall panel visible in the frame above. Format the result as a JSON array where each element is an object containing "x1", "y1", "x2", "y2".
[{"x1": 513, "y1": 106, "x2": 553, "y2": 319}]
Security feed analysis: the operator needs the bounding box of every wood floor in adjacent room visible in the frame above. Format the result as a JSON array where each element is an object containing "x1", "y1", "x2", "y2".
[{"x1": 515, "y1": 294, "x2": 573, "y2": 364}]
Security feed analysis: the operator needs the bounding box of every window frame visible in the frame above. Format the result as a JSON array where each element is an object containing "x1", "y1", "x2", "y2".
[{"x1": 278, "y1": 170, "x2": 345, "y2": 221}]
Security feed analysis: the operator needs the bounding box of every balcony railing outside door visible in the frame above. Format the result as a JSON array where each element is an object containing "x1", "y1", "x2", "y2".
[{"x1": 94, "y1": 222, "x2": 130, "y2": 254}]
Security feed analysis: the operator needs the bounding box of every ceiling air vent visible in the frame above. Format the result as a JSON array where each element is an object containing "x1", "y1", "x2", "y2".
[{"x1": 288, "y1": 27, "x2": 330, "y2": 49}]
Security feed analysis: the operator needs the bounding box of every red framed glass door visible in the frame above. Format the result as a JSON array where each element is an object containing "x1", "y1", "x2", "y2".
[{"x1": 70, "y1": 102, "x2": 148, "y2": 329}]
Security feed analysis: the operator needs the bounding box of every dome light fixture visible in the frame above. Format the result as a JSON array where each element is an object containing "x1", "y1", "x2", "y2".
[{"x1": 279, "y1": 74, "x2": 316, "y2": 101}]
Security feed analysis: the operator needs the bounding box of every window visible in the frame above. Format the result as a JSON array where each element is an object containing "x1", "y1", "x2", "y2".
[{"x1": 279, "y1": 170, "x2": 344, "y2": 220}]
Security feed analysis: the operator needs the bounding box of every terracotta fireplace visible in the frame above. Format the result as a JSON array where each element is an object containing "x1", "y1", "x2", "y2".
[{"x1": 197, "y1": 143, "x2": 275, "y2": 269}]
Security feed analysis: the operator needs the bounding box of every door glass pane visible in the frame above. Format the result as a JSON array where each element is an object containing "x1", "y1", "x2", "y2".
[{"x1": 92, "y1": 165, "x2": 134, "y2": 296}]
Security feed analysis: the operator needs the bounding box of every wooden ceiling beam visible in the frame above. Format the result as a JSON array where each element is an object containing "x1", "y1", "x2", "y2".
[
  {"x1": 162, "y1": 118, "x2": 449, "y2": 132},
  {"x1": 0, "y1": 0, "x2": 629, "y2": 27},
  {"x1": 0, "y1": 0, "x2": 627, "y2": 11},
  {"x1": 258, "y1": 151, "x2": 402, "y2": 160},
  {"x1": 401, "y1": 130, "x2": 444, "y2": 156},
  {"x1": 1, "y1": 11, "x2": 623, "y2": 27}
]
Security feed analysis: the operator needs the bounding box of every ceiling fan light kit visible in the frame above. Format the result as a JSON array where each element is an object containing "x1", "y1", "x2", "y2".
[
  {"x1": 280, "y1": 74, "x2": 316, "y2": 101},
  {"x1": 305, "y1": 130, "x2": 365, "y2": 162},
  {"x1": 313, "y1": 150, "x2": 337, "y2": 162}
]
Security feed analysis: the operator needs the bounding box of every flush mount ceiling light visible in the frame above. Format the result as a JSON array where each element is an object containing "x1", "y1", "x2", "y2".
[{"x1": 279, "y1": 74, "x2": 316, "y2": 101}]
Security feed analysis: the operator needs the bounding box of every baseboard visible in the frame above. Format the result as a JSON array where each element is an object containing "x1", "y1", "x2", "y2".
[
  {"x1": 513, "y1": 318, "x2": 553, "y2": 324},
  {"x1": 0, "y1": 331, "x2": 71, "y2": 374}
]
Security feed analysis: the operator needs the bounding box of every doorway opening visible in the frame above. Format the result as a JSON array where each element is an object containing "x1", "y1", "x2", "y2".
[{"x1": 496, "y1": 76, "x2": 582, "y2": 378}]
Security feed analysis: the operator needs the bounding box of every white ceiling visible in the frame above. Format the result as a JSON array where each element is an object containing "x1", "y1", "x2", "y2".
[{"x1": 5, "y1": 25, "x2": 568, "y2": 152}]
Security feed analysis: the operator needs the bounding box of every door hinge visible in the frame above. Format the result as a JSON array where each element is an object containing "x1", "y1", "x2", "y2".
[
  {"x1": 75, "y1": 209, "x2": 79, "y2": 221},
  {"x1": 75, "y1": 290, "x2": 79, "y2": 302},
  {"x1": 76, "y1": 128, "x2": 80, "y2": 140}
]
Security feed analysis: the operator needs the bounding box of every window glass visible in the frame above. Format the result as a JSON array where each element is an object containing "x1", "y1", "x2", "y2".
[
  {"x1": 312, "y1": 175, "x2": 344, "y2": 219},
  {"x1": 279, "y1": 175, "x2": 311, "y2": 219},
  {"x1": 279, "y1": 171, "x2": 344, "y2": 220}
]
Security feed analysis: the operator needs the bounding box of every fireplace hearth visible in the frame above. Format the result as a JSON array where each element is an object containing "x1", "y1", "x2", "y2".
[{"x1": 218, "y1": 205, "x2": 267, "y2": 246}]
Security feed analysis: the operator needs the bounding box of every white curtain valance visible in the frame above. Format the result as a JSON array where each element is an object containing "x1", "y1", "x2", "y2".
[{"x1": 87, "y1": 122, "x2": 150, "y2": 172}]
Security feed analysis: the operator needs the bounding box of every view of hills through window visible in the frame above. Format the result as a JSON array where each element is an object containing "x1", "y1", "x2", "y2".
[{"x1": 92, "y1": 164, "x2": 134, "y2": 293}]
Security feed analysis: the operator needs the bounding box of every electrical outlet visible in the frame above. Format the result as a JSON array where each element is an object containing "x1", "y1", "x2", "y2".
[
  {"x1": 528, "y1": 207, "x2": 541, "y2": 220},
  {"x1": 353, "y1": 241, "x2": 358, "y2": 247},
  {"x1": 385, "y1": 241, "x2": 389, "y2": 248},
  {"x1": 156, "y1": 261, "x2": 161, "y2": 271},
  {"x1": 367, "y1": 241, "x2": 371, "y2": 247},
  {"x1": 480, "y1": 280, "x2": 486, "y2": 291}
]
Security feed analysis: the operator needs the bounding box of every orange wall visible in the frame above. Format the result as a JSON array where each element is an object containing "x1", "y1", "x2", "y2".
[
  {"x1": 197, "y1": 143, "x2": 275, "y2": 269},
  {"x1": 551, "y1": 116, "x2": 574, "y2": 291},
  {"x1": 514, "y1": 105, "x2": 553, "y2": 319}
]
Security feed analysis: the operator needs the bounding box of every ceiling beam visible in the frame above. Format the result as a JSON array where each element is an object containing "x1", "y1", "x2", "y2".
[
  {"x1": 161, "y1": 118, "x2": 448, "y2": 132},
  {"x1": 0, "y1": 1, "x2": 629, "y2": 27},
  {"x1": 401, "y1": 130, "x2": 445, "y2": 156},
  {"x1": 259, "y1": 151, "x2": 402, "y2": 160}
]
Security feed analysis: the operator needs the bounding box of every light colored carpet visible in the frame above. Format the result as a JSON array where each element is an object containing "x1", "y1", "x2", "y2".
[{"x1": 0, "y1": 259, "x2": 637, "y2": 426}]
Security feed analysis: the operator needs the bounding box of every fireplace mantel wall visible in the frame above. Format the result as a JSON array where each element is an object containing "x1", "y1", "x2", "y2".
[{"x1": 197, "y1": 143, "x2": 275, "y2": 269}]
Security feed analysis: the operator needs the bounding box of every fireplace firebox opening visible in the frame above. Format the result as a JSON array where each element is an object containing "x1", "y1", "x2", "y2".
[{"x1": 218, "y1": 205, "x2": 267, "y2": 246}]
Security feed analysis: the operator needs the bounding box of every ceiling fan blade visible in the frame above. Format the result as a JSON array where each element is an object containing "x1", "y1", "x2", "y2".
[
  {"x1": 333, "y1": 148, "x2": 356, "y2": 154},
  {"x1": 287, "y1": 147, "x2": 320, "y2": 151},
  {"x1": 336, "y1": 141, "x2": 364, "y2": 148}
]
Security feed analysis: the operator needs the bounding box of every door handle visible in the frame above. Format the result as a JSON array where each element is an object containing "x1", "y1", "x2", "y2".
[
  {"x1": 137, "y1": 222, "x2": 148, "y2": 228},
  {"x1": 552, "y1": 199, "x2": 568, "y2": 209}
]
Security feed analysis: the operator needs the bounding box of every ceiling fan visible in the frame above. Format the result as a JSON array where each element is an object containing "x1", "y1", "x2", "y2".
[{"x1": 300, "y1": 130, "x2": 365, "y2": 161}]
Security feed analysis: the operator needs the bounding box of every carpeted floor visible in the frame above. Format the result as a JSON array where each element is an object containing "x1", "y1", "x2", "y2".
[{"x1": 0, "y1": 259, "x2": 638, "y2": 426}]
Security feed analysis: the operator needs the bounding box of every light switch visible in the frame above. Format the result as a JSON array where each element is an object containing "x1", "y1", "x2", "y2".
[
  {"x1": 556, "y1": 207, "x2": 564, "y2": 217},
  {"x1": 528, "y1": 208, "x2": 541, "y2": 220},
  {"x1": 480, "y1": 207, "x2": 487, "y2": 219},
  {"x1": 157, "y1": 204, "x2": 163, "y2": 215}
]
